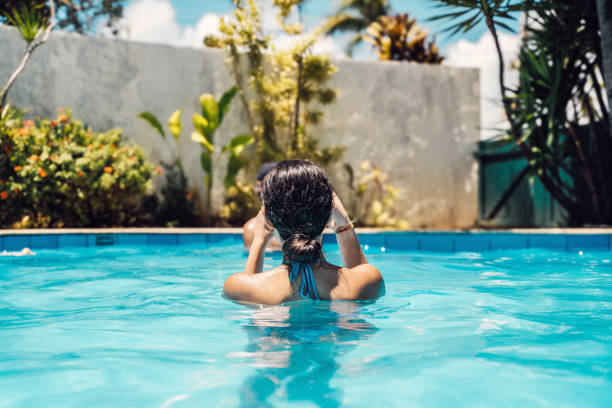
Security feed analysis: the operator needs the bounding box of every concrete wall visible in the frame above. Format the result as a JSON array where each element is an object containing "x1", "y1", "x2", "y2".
[{"x1": 0, "y1": 26, "x2": 480, "y2": 228}]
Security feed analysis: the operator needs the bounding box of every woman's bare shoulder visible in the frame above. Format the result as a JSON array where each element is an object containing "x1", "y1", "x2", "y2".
[
  {"x1": 223, "y1": 266, "x2": 288, "y2": 304},
  {"x1": 339, "y1": 264, "x2": 384, "y2": 300}
]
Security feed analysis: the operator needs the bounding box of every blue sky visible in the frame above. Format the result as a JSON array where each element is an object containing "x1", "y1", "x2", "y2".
[{"x1": 124, "y1": 0, "x2": 500, "y2": 51}]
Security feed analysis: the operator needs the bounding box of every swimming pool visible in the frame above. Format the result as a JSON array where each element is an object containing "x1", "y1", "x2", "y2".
[{"x1": 1, "y1": 233, "x2": 611, "y2": 407}]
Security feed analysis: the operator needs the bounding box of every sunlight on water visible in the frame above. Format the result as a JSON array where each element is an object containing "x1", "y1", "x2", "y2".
[{"x1": 1, "y1": 244, "x2": 611, "y2": 407}]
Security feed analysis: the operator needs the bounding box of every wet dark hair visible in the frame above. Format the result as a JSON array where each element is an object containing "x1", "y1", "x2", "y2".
[
  {"x1": 261, "y1": 160, "x2": 333, "y2": 264},
  {"x1": 256, "y1": 162, "x2": 278, "y2": 181}
]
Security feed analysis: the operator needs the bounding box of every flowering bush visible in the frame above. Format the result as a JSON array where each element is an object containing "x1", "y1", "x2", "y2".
[{"x1": 0, "y1": 107, "x2": 155, "y2": 227}]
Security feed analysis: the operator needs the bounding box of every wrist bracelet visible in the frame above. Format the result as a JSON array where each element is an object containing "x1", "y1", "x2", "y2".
[{"x1": 334, "y1": 220, "x2": 355, "y2": 234}]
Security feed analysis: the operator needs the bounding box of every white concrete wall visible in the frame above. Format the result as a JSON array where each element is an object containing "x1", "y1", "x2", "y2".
[{"x1": 0, "y1": 26, "x2": 480, "y2": 228}]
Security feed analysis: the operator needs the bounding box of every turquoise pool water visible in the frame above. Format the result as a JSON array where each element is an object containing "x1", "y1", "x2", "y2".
[{"x1": 1, "y1": 242, "x2": 611, "y2": 407}]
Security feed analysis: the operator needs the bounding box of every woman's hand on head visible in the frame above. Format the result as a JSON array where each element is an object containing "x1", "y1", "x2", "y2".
[{"x1": 254, "y1": 206, "x2": 275, "y2": 243}]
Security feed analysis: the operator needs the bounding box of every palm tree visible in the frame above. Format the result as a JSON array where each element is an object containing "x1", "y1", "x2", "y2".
[
  {"x1": 325, "y1": 0, "x2": 391, "y2": 56},
  {"x1": 596, "y1": 0, "x2": 612, "y2": 135}
]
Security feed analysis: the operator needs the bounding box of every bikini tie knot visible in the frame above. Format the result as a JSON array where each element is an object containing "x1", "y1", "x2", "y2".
[{"x1": 288, "y1": 262, "x2": 320, "y2": 300}]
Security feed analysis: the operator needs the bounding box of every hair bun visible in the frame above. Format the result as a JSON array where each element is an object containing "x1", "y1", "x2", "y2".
[{"x1": 282, "y1": 233, "x2": 322, "y2": 263}]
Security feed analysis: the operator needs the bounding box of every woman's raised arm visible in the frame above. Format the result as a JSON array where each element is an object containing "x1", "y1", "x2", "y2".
[
  {"x1": 243, "y1": 208, "x2": 274, "y2": 275},
  {"x1": 329, "y1": 193, "x2": 367, "y2": 269}
]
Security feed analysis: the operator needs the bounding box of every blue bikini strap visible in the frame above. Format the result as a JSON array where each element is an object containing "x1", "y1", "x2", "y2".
[{"x1": 288, "y1": 262, "x2": 320, "y2": 300}]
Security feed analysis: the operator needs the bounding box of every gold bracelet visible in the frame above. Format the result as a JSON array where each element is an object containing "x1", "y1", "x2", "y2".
[{"x1": 334, "y1": 220, "x2": 355, "y2": 234}]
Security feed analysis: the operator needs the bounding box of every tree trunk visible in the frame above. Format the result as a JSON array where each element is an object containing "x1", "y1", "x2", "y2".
[{"x1": 596, "y1": 0, "x2": 612, "y2": 135}]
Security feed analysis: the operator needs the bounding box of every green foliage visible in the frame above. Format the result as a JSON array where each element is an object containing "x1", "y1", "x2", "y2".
[
  {"x1": 364, "y1": 14, "x2": 444, "y2": 63},
  {"x1": 138, "y1": 111, "x2": 166, "y2": 139},
  {"x1": 0, "y1": 107, "x2": 154, "y2": 227},
  {"x1": 3, "y1": 2, "x2": 46, "y2": 44},
  {"x1": 140, "y1": 87, "x2": 254, "y2": 224},
  {"x1": 138, "y1": 109, "x2": 199, "y2": 226},
  {"x1": 223, "y1": 134, "x2": 255, "y2": 189},
  {"x1": 156, "y1": 162, "x2": 198, "y2": 227},
  {"x1": 204, "y1": 0, "x2": 344, "y2": 169},
  {"x1": 188, "y1": 86, "x2": 254, "y2": 212},
  {"x1": 1, "y1": 0, "x2": 126, "y2": 35},
  {"x1": 507, "y1": 0, "x2": 611, "y2": 223},
  {"x1": 428, "y1": 0, "x2": 523, "y2": 36},
  {"x1": 220, "y1": 181, "x2": 261, "y2": 227},
  {"x1": 345, "y1": 160, "x2": 407, "y2": 228},
  {"x1": 325, "y1": 0, "x2": 391, "y2": 56},
  {"x1": 431, "y1": 0, "x2": 612, "y2": 225}
]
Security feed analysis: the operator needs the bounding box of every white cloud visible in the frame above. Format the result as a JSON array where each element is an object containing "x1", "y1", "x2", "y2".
[
  {"x1": 181, "y1": 13, "x2": 221, "y2": 48},
  {"x1": 105, "y1": 0, "x2": 343, "y2": 56},
  {"x1": 445, "y1": 31, "x2": 522, "y2": 140},
  {"x1": 106, "y1": 0, "x2": 222, "y2": 48}
]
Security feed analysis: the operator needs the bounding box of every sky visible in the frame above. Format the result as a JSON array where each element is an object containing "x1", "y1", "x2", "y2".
[
  {"x1": 112, "y1": 0, "x2": 523, "y2": 139},
  {"x1": 122, "y1": 0, "x2": 496, "y2": 50}
]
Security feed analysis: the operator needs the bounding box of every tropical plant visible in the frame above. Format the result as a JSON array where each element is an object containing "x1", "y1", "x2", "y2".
[
  {"x1": 0, "y1": 107, "x2": 155, "y2": 227},
  {"x1": 1, "y1": 0, "x2": 125, "y2": 35},
  {"x1": 1, "y1": 0, "x2": 58, "y2": 110},
  {"x1": 139, "y1": 87, "x2": 254, "y2": 222},
  {"x1": 190, "y1": 87, "x2": 254, "y2": 213},
  {"x1": 364, "y1": 13, "x2": 444, "y2": 63},
  {"x1": 137, "y1": 109, "x2": 199, "y2": 227},
  {"x1": 325, "y1": 0, "x2": 391, "y2": 56},
  {"x1": 204, "y1": 0, "x2": 344, "y2": 169},
  {"x1": 595, "y1": 0, "x2": 612, "y2": 133},
  {"x1": 431, "y1": 0, "x2": 612, "y2": 225},
  {"x1": 220, "y1": 181, "x2": 261, "y2": 226},
  {"x1": 344, "y1": 160, "x2": 407, "y2": 228}
]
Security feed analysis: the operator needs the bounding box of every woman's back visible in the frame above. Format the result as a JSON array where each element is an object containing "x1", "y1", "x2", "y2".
[
  {"x1": 223, "y1": 160, "x2": 384, "y2": 306},
  {"x1": 224, "y1": 261, "x2": 384, "y2": 305}
]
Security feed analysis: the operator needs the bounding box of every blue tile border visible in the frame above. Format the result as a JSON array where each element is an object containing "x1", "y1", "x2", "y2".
[
  {"x1": 527, "y1": 234, "x2": 568, "y2": 251},
  {"x1": 490, "y1": 233, "x2": 529, "y2": 250},
  {"x1": 384, "y1": 233, "x2": 419, "y2": 251},
  {"x1": 454, "y1": 234, "x2": 491, "y2": 252},
  {"x1": 1, "y1": 231, "x2": 611, "y2": 253},
  {"x1": 567, "y1": 234, "x2": 609, "y2": 251},
  {"x1": 148, "y1": 234, "x2": 179, "y2": 246},
  {"x1": 3, "y1": 235, "x2": 31, "y2": 251},
  {"x1": 117, "y1": 234, "x2": 148, "y2": 246},
  {"x1": 30, "y1": 234, "x2": 59, "y2": 249},
  {"x1": 421, "y1": 234, "x2": 455, "y2": 252},
  {"x1": 58, "y1": 234, "x2": 89, "y2": 248}
]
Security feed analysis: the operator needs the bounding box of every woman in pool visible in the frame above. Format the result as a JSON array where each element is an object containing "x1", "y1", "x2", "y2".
[{"x1": 224, "y1": 160, "x2": 384, "y2": 305}]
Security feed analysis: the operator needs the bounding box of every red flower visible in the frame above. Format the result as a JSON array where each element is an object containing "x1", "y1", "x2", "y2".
[
  {"x1": 29, "y1": 154, "x2": 39, "y2": 162},
  {"x1": 59, "y1": 115, "x2": 68, "y2": 122},
  {"x1": 104, "y1": 166, "x2": 113, "y2": 173},
  {"x1": 50, "y1": 120, "x2": 58, "y2": 127},
  {"x1": 13, "y1": 165, "x2": 22, "y2": 172},
  {"x1": 38, "y1": 168, "x2": 47, "y2": 178},
  {"x1": 0, "y1": 191, "x2": 8, "y2": 200}
]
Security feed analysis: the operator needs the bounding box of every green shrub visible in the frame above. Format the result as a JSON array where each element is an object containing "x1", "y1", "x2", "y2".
[{"x1": 0, "y1": 107, "x2": 155, "y2": 227}]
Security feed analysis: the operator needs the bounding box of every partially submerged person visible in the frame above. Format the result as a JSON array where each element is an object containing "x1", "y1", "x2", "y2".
[
  {"x1": 0, "y1": 247, "x2": 34, "y2": 256},
  {"x1": 242, "y1": 162, "x2": 282, "y2": 251},
  {"x1": 224, "y1": 160, "x2": 384, "y2": 305}
]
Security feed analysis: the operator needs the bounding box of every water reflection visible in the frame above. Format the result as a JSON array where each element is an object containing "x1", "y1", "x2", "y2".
[{"x1": 232, "y1": 302, "x2": 378, "y2": 408}]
